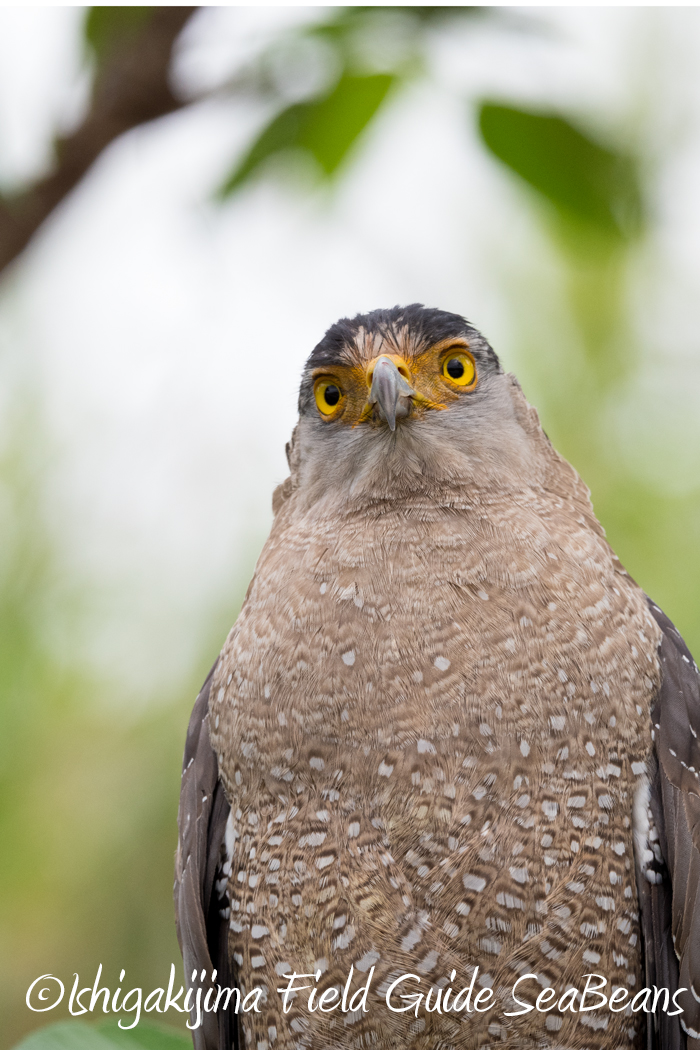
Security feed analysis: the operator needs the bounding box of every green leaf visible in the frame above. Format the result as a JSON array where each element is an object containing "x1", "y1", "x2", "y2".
[
  {"x1": 96, "y1": 1020, "x2": 191, "y2": 1050},
  {"x1": 399, "y1": 6, "x2": 488, "y2": 23},
  {"x1": 13, "y1": 1022, "x2": 120, "y2": 1050},
  {"x1": 12, "y1": 1022, "x2": 190, "y2": 1050},
  {"x1": 220, "y1": 72, "x2": 395, "y2": 196},
  {"x1": 477, "y1": 102, "x2": 643, "y2": 239},
  {"x1": 84, "y1": 8, "x2": 154, "y2": 62},
  {"x1": 299, "y1": 73, "x2": 395, "y2": 175},
  {"x1": 97, "y1": 1020, "x2": 192, "y2": 1045},
  {"x1": 311, "y1": 6, "x2": 489, "y2": 39}
]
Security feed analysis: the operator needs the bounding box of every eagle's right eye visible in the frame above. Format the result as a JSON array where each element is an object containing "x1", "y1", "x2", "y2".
[
  {"x1": 441, "y1": 350, "x2": 477, "y2": 389},
  {"x1": 314, "y1": 379, "x2": 344, "y2": 416}
]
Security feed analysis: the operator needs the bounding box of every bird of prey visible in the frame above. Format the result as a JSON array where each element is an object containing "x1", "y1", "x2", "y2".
[{"x1": 175, "y1": 305, "x2": 699, "y2": 1050}]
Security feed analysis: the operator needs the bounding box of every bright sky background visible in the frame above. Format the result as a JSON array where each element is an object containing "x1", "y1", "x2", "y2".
[{"x1": 1, "y1": 7, "x2": 700, "y2": 701}]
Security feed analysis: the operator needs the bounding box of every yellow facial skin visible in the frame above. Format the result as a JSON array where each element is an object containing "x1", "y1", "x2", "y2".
[{"x1": 311, "y1": 340, "x2": 478, "y2": 425}]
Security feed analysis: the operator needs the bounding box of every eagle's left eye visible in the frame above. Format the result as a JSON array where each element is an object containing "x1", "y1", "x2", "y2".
[
  {"x1": 442, "y1": 351, "x2": 477, "y2": 388},
  {"x1": 314, "y1": 378, "x2": 344, "y2": 416}
]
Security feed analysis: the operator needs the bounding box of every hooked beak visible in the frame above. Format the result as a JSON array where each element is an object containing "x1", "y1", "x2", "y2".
[{"x1": 366, "y1": 355, "x2": 416, "y2": 432}]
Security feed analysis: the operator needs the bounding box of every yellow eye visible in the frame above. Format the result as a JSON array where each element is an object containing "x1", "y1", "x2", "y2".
[
  {"x1": 442, "y1": 351, "x2": 476, "y2": 388},
  {"x1": 314, "y1": 378, "x2": 344, "y2": 416}
]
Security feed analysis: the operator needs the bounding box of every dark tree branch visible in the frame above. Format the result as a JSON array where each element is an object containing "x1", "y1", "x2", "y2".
[{"x1": 0, "y1": 6, "x2": 197, "y2": 277}]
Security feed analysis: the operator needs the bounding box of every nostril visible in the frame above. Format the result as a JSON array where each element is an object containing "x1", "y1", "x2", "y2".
[{"x1": 397, "y1": 366, "x2": 410, "y2": 381}]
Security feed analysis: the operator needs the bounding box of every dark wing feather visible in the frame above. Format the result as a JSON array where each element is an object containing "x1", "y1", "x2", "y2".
[
  {"x1": 644, "y1": 601, "x2": 700, "y2": 1050},
  {"x1": 174, "y1": 660, "x2": 236, "y2": 1050}
]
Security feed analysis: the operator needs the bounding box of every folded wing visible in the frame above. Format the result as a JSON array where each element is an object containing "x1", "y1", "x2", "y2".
[
  {"x1": 641, "y1": 602, "x2": 700, "y2": 1050},
  {"x1": 174, "y1": 661, "x2": 236, "y2": 1050}
]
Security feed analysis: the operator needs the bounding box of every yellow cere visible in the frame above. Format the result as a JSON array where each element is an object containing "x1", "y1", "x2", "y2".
[
  {"x1": 441, "y1": 350, "x2": 477, "y2": 388},
  {"x1": 314, "y1": 377, "x2": 344, "y2": 416}
]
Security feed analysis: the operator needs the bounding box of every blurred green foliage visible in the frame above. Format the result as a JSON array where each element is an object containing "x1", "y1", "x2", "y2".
[
  {"x1": 218, "y1": 5, "x2": 488, "y2": 193},
  {"x1": 221, "y1": 72, "x2": 395, "y2": 194},
  {"x1": 3, "y1": 6, "x2": 700, "y2": 1050},
  {"x1": 15, "y1": 1021, "x2": 190, "y2": 1050},
  {"x1": 478, "y1": 102, "x2": 643, "y2": 240},
  {"x1": 0, "y1": 413, "x2": 213, "y2": 1047},
  {"x1": 85, "y1": 7, "x2": 154, "y2": 62}
]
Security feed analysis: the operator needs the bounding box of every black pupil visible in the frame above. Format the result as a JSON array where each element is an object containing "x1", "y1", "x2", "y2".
[
  {"x1": 324, "y1": 384, "x2": 340, "y2": 406},
  {"x1": 446, "y1": 358, "x2": 465, "y2": 379}
]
